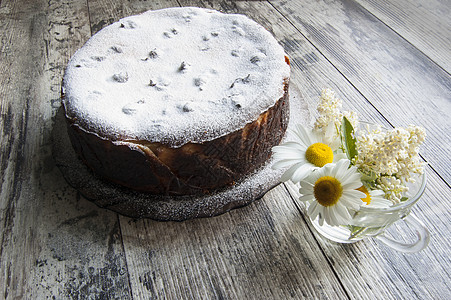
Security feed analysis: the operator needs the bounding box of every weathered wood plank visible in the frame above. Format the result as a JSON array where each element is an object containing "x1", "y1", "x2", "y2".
[
  {"x1": 1, "y1": 0, "x2": 448, "y2": 299},
  {"x1": 355, "y1": 0, "x2": 451, "y2": 73},
  {"x1": 0, "y1": 0, "x2": 132, "y2": 298},
  {"x1": 271, "y1": 0, "x2": 451, "y2": 184},
  {"x1": 286, "y1": 164, "x2": 451, "y2": 299},
  {"x1": 0, "y1": 0, "x2": 49, "y2": 296},
  {"x1": 88, "y1": 0, "x2": 351, "y2": 298},
  {"x1": 121, "y1": 185, "x2": 350, "y2": 299},
  {"x1": 181, "y1": 0, "x2": 451, "y2": 299},
  {"x1": 178, "y1": 0, "x2": 395, "y2": 127},
  {"x1": 87, "y1": 0, "x2": 180, "y2": 34}
]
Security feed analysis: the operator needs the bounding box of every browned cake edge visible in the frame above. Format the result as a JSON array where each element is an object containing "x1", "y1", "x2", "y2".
[{"x1": 64, "y1": 79, "x2": 289, "y2": 195}]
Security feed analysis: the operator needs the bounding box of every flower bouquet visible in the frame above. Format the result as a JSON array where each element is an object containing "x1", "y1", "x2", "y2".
[{"x1": 273, "y1": 89, "x2": 428, "y2": 248}]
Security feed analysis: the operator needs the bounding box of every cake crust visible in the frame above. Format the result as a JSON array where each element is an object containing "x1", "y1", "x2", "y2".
[
  {"x1": 62, "y1": 7, "x2": 290, "y2": 195},
  {"x1": 65, "y1": 80, "x2": 289, "y2": 195}
]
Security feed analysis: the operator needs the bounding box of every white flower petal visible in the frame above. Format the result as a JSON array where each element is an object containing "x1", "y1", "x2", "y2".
[
  {"x1": 334, "y1": 203, "x2": 352, "y2": 221},
  {"x1": 307, "y1": 201, "x2": 321, "y2": 219},
  {"x1": 342, "y1": 189, "x2": 366, "y2": 199},
  {"x1": 333, "y1": 207, "x2": 348, "y2": 226},
  {"x1": 325, "y1": 122, "x2": 336, "y2": 138},
  {"x1": 324, "y1": 207, "x2": 339, "y2": 226},
  {"x1": 322, "y1": 163, "x2": 335, "y2": 175},
  {"x1": 310, "y1": 130, "x2": 324, "y2": 144},
  {"x1": 332, "y1": 160, "x2": 348, "y2": 179},
  {"x1": 366, "y1": 194, "x2": 392, "y2": 208},
  {"x1": 304, "y1": 170, "x2": 322, "y2": 185},
  {"x1": 299, "y1": 181, "x2": 314, "y2": 195},
  {"x1": 272, "y1": 161, "x2": 290, "y2": 170},
  {"x1": 333, "y1": 153, "x2": 348, "y2": 162},
  {"x1": 340, "y1": 195, "x2": 364, "y2": 210},
  {"x1": 273, "y1": 146, "x2": 304, "y2": 155},
  {"x1": 299, "y1": 194, "x2": 315, "y2": 202},
  {"x1": 318, "y1": 213, "x2": 325, "y2": 226},
  {"x1": 272, "y1": 158, "x2": 304, "y2": 170},
  {"x1": 273, "y1": 150, "x2": 305, "y2": 160},
  {"x1": 329, "y1": 137, "x2": 341, "y2": 150},
  {"x1": 280, "y1": 163, "x2": 303, "y2": 182},
  {"x1": 272, "y1": 143, "x2": 305, "y2": 153},
  {"x1": 341, "y1": 173, "x2": 362, "y2": 186},
  {"x1": 336, "y1": 159, "x2": 350, "y2": 170},
  {"x1": 342, "y1": 179, "x2": 364, "y2": 190},
  {"x1": 321, "y1": 123, "x2": 340, "y2": 148},
  {"x1": 369, "y1": 190, "x2": 385, "y2": 197},
  {"x1": 328, "y1": 207, "x2": 340, "y2": 226},
  {"x1": 291, "y1": 164, "x2": 314, "y2": 183},
  {"x1": 344, "y1": 165, "x2": 360, "y2": 177},
  {"x1": 294, "y1": 124, "x2": 315, "y2": 146},
  {"x1": 332, "y1": 207, "x2": 345, "y2": 226}
]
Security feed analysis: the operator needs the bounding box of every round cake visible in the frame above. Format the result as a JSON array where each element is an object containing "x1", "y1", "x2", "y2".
[{"x1": 62, "y1": 7, "x2": 290, "y2": 195}]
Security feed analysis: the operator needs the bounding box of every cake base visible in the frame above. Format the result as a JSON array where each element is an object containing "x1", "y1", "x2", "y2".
[{"x1": 52, "y1": 85, "x2": 310, "y2": 220}]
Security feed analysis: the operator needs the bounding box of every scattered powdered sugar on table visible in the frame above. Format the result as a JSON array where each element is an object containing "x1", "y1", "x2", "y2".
[
  {"x1": 63, "y1": 7, "x2": 290, "y2": 147},
  {"x1": 53, "y1": 84, "x2": 310, "y2": 221}
]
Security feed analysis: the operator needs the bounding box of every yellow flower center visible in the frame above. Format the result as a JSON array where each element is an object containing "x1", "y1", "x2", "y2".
[
  {"x1": 357, "y1": 186, "x2": 371, "y2": 205},
  {"x1": 313, "y1": 176, "x2": 343, "y2": 207},
  {"x1": 305, "y1": 143, "x2": 334, "y2": 167}
]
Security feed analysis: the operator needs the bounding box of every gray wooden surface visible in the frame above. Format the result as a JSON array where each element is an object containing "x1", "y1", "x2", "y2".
[{"x1": 1, "y1": 0, "x2": 450, "y2": 299}]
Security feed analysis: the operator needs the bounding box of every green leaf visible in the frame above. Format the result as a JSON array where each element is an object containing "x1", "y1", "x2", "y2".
[
  {"x1": 360, "y1": 171, "x2": 377, "y2": 182},
  {"x1": 400, "y1": 197, "x2": 409, "y2": 202},
  {"x1": 341, "y1": 116, "x2": 358, "y2": 161}
]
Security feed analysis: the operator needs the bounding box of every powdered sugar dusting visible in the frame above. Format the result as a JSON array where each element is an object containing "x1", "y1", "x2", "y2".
[
  {"x1": 53, "y1": 85, "x2": 309, "y2": 221},
  {"x1": 63, "y1": 7, "x2": 290, "y2": 147}
]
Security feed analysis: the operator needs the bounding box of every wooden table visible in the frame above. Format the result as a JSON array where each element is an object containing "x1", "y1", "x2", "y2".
[{"x1": 1, "y1": 0, "x2": 450, "y2": 298}]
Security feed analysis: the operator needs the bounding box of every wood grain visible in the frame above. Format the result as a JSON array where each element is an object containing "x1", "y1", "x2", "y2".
[
  {"x1": 1, "y1": 0, "x2": 450, "y2": 298},
  {"x1": 121, "y1": 185, "x2": 349, "y2": 299},
  {"x1": 87, "y1": 0, "x2": 180, "y2": 34},
  {"x1": 270, "y1": 0, "x2": 451, "y2": 184},
  {"x1": 85, "y1": 0, "x2": 351, "y2": 297},
  {"x1": 286, "y1": 163, "x2": 451, "y2": 299},
  {"x1": 356, "y1": 0, "x2": 451, "y2": 73},
  {"x1": 181, "y1": 0, "x2": 451, "y2": 298},
  {"x1": 0, "y1": 0, "x2": 131, "y2": 298},
  {"x1": 178, "y1": 0, "x2": 397, "y2": 125}
]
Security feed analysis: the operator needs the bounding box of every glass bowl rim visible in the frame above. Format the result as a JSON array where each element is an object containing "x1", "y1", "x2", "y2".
[{"x1": 358, "y1": 171, "x2": 426, "y2": 212}]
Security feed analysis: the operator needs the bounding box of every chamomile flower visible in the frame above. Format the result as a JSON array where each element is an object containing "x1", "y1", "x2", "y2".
[
  {"x1": 272, "y1": 123, "x2": 346, "y2": 183},
  {"x1": 356, "y1": 186, "x2": 392, "y2": 208},
  {"x1": 350, "y1": 186, "x2": 395, "y2": 228},
  {"x1": 299, "y1": 159, "x2": 365, "y2": 226}
]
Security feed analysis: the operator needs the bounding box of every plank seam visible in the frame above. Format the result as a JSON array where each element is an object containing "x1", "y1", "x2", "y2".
[
  {"x1": 266, "y1": 1, "x2": 393, "y2": 126},
  {"x1": 84, "y1": 1, "x2": 133, "y2": 298},
  {"x1": 267, "y1": 0, "x2": 450, "y2": 189},
  {"x1": 421, "y1": 155, "x2": 450, "y2": 189},
  {"x1": 353, "y1": 0, "x2": 451, "y2": 77},
  {"x1": 117, "y1": 214, "x2": 134, "y2": 300},
  {"x1": 86, "y1": 0, "x2": 93, "y2": 37}
]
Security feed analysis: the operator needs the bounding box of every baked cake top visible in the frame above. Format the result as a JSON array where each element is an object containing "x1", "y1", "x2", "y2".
[{"x1": 63, "y1": 7, "x2": 290, "y2": 147}]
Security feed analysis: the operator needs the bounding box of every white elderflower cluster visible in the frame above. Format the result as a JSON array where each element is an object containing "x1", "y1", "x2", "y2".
[
  {"x1": 354, "y1": 124, "x2": 426, "y2": 203},
  {"x1": 274, "y1": 87, "x2": 427, "y2": 230},
  {"x1": 343, "y1": 110, "x2": 359, "y2": 129},
  {"x1": 314, "y1": 88, "x2": 358, "y2": 137},
  {"x1": 314, "y1": 88, "x2": 342, "y2": 133},
  {"x1": 376, "y1": 176, "x2": 408, "y2": 203}
]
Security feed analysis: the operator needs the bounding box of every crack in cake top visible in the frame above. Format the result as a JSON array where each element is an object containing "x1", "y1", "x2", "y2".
[{"x1": 63, "y1": 7, "x2": 290, "y2": 147}]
